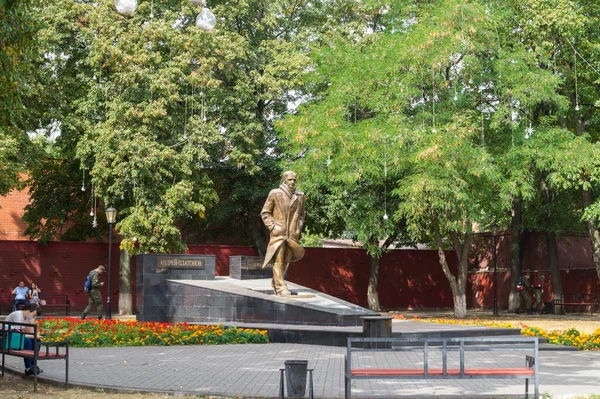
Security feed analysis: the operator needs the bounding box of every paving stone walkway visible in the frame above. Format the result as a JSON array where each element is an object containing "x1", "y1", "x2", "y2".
[{"x1": 4, "y1": 337, "x2": 600, "y2": 398}]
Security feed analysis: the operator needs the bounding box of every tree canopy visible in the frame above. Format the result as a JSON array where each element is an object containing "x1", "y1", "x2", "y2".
[
  {"x1": 21, "y1": 0, "x2": 358, "y2": 252},
  {"x1": 281, "y1": 0, "x2": 600, "y2": 315}
]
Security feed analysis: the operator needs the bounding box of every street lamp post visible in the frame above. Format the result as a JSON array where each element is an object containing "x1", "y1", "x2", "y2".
[
  {"x1": 491, "y1": 223, "x2": 499, "y2": 316},
  {"x1": 105, "y1": 207, "x2": 118, "y2": 320}
]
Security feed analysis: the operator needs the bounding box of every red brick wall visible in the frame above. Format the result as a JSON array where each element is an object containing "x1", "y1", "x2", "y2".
[
  {"x1": 0, "y1": 241, "x2": 121, "y2": 313},
  {"x1": 1, "y1": 238, "x2": 598, "y2": 313},
  {"x1": 288, "y1": 248, "x2": 459, "y2": 309},
  {"x1": 0, "y1": 188, "x2": 30, "y2": 240},
  {"x1": 469, "y1": 233, "x2": 600, "y2": 308}
]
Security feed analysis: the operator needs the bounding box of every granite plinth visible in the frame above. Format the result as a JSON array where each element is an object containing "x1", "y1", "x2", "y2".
[
  {"x1": 139, "y1": 277, "x2": 378, "y2": 326},
  {"x1": 136, "y1": 254, "x2": 216, "y2": 321},
  {"x1": 229, "y1": 256, "x2": 273, "y2": 280},
  {"x1": 361, "y1": 315, "x2": 392, "y2": 348}
]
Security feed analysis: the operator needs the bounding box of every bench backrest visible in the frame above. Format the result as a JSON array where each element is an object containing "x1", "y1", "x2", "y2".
[
  {"x1": 561, "y1": 293, "x2": 599, "y2": 303},
  {"x1": 39, "y1": 293, "x2": 70, "y2": 305},
  {"x1": 1, "y1": 321, "x2": 38, "y2": 352},
  {"x1": 347, "y1": 337, "x2": 539, "y2": 376}
]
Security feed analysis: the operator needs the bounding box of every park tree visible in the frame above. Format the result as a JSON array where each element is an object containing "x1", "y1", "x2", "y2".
[
  {"x1": 283, "y1": 0, "x2": 588, "y2": 316},
  {"x1": 282, "y1": 1, "x2": 419, "y2": 311},
  {"x1": 0, "y1": 0, "x2": 39, "y2": 197},
  {"x1": 22, "y1": 0, "x2": 353, "y2": 250},
  {"x1": 493, "y1": 0, "x2": 600, "y2": 310},
  {"x1": 21, "y1": 0, "x2": 362, "y2": 313}
]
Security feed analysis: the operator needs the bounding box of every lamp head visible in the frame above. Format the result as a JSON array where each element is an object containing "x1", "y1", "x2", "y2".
[
  {"x1": 105, "y1": 207, "x2": 118, "y2": 224},
  {"x1": 491, "y1": 223, "x2": 499, "y2": 236}
]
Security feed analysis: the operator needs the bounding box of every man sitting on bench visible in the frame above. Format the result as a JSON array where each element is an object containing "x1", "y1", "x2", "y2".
[
  {"x1": 5, "y1": 303, "x2": 43, "y2": 375},
  {"x1": 12, "y1": 281, "x2": 30, "y2": 311}
]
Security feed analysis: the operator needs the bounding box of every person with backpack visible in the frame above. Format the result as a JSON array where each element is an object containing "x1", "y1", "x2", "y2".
[
  {"x1": 516, "y1": 272, "x2": 532, "y2": 314},
  {"x1": 81, "y1": 265, "x2": 105, "y2": 320}
]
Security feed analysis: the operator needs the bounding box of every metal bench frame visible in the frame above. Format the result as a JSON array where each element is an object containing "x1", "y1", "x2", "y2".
[
  {"x1": 39, "y1": 293, "x2": 71, "y2": 316},
  {"x1": 553, "y1": 293, "x2": 599, "y2": 314},
  {"x1": 345, "y1": 336, "x2": 539, "y2": 399},
  {"x1": 0, "y1": 320, "x2": 69, "y2": 392}
]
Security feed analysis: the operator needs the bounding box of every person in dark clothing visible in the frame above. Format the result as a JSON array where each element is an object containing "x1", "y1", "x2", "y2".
[
  {"x1": 531, "y1": 273, "x2": 545, "y2": 313},
  {"x1": 81, "y1": 265, "x2": 105, "y2": 320},
  {"x1": 516, "y1": 273, "x2": 532, "y2": 314}
]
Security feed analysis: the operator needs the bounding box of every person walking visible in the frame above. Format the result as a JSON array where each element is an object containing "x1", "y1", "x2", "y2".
[
  {"x1": 531, "y1": 273, "x2": 545, "y2": 313},
  {"x1": 516, "y1": 273, "x2": 532, "y2": 314},
  {"x1": 5, "y1": 303, "x2": 42, "y2": 375},
  {"x1": 82, "y1": 265, "x2": 105, "y2": 320}
]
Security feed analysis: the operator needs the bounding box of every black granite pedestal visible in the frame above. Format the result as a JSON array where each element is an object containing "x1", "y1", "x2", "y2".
[
  {"x1": 135, "y1": 254, "x2": 379, "y2": 327},
  {"x1": 138, "y1": 276, "x2": 378, "y2": 326},
  {"x1": 136, "y1": 254, "x2": 216, "y2": 322}
]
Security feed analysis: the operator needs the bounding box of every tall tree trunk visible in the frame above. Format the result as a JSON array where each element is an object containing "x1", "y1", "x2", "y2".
[
  {"x1": 367, "y1": 254, "x2": 381, "y2": 312},
  {"x1": 118, "y1": 247, "x2": 133, "y2": 315},
  {"x1": 433, "y1": 226, "x2": 470, "y2": 318},
  {"x1": 539, "y1": 176, "x2": 565, "y2": 315},
  {"x1": 508, "y1": 201, "x2": 523, "y2": 312},
  {"x1": 365, "y1": 227, "x2": 401, "y2": 312},
  {"x1": 247, "y1": 213, "x2": 267, "y2": 256},
  {"x1": 546, "y1": 232, "x2": 564, "y2": 315}
]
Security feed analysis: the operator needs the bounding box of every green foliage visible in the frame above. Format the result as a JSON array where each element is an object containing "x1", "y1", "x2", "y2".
[
  {"x1": 298, "y1": 228, "x2": 323, "y2": 247},
  {"x1": 281, "y1": 1, "x2": 414, "y2": 257},
  {"x1": 0, "y1": 0, "x2": 39, "y2": 197},
  {"x1": 0, "y1": 0, "x2": 38, "y2": 126},
  {"x1": 281, "y1": 0, "x2": 600, "y2": 314},
  {"x1": 22, "y1": 0, "x2": 349, "y2": 252}
]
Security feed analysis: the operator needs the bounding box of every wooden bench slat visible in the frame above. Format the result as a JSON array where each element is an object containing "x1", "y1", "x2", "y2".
[
  {"x1": 7, "y1": 350, "x2": 67, "y2": 359},
  {"x1": 352, "y1": 369, "x2": 424, "y2": 376},
  {"x1": 351, "y1": 368, "x2": 535, "y2": 377},
  {"x1": 463, "y1": 368, "x2": 534, "y2": 376}
]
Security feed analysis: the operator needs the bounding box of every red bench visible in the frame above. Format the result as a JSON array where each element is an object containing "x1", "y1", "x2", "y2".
[
  {"x1": 345, "y1": 337, "x2": 539, "y2": 399},
  {"x1": 0, "y1": 320, "x2": 69, "y2": 392}
]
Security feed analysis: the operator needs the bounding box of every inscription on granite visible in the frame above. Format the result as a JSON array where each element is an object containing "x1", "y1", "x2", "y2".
[
  {"x1": 157, "y1": 257, "x2": 205, "y2": 273},
  {"x1": 245, "y1": 258, "x2": 269, "y2": 270},
  {"x1": 230, "y1": 256, "x2": 273, "y2": 280}
]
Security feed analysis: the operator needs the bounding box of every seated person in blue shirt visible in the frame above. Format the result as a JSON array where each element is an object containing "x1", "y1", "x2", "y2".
[{"x1": 12, "y1": 281, "x2": 30, "y2": 311}]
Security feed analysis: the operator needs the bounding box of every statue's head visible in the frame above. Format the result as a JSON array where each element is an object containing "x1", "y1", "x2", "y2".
[{"x1": 282, "y1": 171, "x2": 297, "y2": 190}]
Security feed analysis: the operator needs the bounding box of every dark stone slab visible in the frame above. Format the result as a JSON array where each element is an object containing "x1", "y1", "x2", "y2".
[
  {"x1": 139, "y1": 277, "x2": 379, "y2": 326},
  {"x1": 135, "y1": 254, "x2": 216, "y2": 321},
  {"x1": 229, "y1": 256, "x2": 273, "y2": 280},
  {"x1": 201, "y1": 321, "x2": 526, "y2": 348}
]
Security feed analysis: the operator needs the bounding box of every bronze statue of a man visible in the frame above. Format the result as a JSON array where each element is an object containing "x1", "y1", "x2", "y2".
[{"x1": 261, "y1": 171, "x2": 306, "y2": 296}]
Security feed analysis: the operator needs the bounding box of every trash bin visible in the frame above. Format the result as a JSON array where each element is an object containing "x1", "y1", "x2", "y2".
[{"x1": 284, "y1": 360, "x2": 308, "y2": 398}]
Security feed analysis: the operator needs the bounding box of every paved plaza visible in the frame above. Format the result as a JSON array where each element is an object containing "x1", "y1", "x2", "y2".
[{"x1": 3, "y1": 320, "x2": 600, "y2": 398}]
